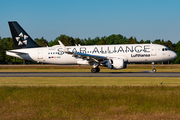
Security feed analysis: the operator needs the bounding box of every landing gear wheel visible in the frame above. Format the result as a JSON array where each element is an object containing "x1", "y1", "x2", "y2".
[
  {"x1": 152, "y1": 68, "x2": 156, "y2": 73},
  {"x1": 96, "y1": 68, "x2": 100, "y2": 72},
  {"x1": 91, "y1": 68, "x2": 100, "y2": 73},
  {"x1": 91, "y1": 68, "x2": 97, "y2": 73}
]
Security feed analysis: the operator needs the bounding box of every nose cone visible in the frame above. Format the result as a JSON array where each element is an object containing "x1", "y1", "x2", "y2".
[{"x1": 172, "y1": 52, "x2": 177, "y2": 59}]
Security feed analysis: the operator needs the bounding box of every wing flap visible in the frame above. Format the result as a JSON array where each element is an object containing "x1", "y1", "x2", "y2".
[{"x1": 74, "y1": 52, "x2": 107, "y2": 60}]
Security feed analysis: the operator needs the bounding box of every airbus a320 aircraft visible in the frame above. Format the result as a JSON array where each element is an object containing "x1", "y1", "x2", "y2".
[{"x1": 6, "y1": 21, "x2": 177, "y2": 73}]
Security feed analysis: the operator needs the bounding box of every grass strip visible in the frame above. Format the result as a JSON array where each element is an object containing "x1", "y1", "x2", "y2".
[
  {"x1": 0, "y1": 86, "x2": 180, "y2": 119},
  {"x1": 0, "y1": 77, "x2": 180, "y2": 86}
]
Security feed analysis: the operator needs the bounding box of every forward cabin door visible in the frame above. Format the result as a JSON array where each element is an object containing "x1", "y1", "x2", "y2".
[{"x1": 38, "y1": 49, "x2": 43, "y2": 59}]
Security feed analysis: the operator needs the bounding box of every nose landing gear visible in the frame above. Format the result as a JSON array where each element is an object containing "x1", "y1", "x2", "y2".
[{"x1": 152, "y1": 62, "x2": 156, "y2": 73}]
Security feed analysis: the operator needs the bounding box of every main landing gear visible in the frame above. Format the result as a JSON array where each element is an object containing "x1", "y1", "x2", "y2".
[
  {"x1": 152, "y1": 62, "x2": 156, "y2": 73},
  {"x1": 91, "y1": 67, "x2": 100, "y2": 73},
  {"x1": 91, "y1": 63, "x2": 100, "y2": 73}
]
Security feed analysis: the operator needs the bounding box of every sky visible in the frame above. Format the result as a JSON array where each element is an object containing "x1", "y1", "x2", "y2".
[{"x1": 0, "y1": 0, "x2": 180, "y2": 43}]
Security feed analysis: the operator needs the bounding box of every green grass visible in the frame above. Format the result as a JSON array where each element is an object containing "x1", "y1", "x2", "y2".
[
  {"x1": 1, "y1": 77, "x2": 180, "y2": 119},
  {"x1": 1, "y1": 86, "x2": 180, "y2": 119},
  {"x1": 0, "y1": 77, "x2": 180, "y2": 86}
]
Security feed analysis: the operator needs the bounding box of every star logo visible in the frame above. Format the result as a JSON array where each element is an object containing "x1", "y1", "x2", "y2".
[{"x1": 15, "y1": 32, "x2": 28, "y2": 46}]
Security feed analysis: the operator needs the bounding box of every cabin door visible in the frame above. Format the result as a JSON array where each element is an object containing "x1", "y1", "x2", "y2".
[{"x1": 38, "y1": 49, "x2": 43, "y2": 59}]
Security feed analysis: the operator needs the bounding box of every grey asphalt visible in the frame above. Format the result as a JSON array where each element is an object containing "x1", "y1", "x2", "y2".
[{"x1": 0, "y1": 72, "x2": 180, "y2": 77}]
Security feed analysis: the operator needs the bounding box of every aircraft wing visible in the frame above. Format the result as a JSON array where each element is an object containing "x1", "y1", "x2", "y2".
[
  {"x1": 73, "y1": 52, "x2": 107, "y2": 61},
  {"x1": 58, "y1": 41, "x2": 108, "y2": 62}
]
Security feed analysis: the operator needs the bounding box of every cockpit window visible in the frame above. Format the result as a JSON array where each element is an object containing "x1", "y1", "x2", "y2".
[{"x1": 162, "y1": 47, "x2": 170, "y2": 51}]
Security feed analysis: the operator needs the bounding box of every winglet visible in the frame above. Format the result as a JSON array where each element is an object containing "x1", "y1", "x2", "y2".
[{"x1": 58, "y1": 40, "x2": 68, "y2": 52}]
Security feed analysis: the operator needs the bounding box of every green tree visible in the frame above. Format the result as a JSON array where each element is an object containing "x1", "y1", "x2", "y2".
[
  {"x1": 0, "y1": 39, "x2": 6, "y2": 63},
  {"x1": 0, "y1": 38, "x2": 15, "y2": 64},
  {"x1": 144, "y1": 40, "x2": 151, "y2": 43},
  {"x1": 48, "y1": 35, "x2": 74, "y2": 46},
  {"x1": 161, "y1": 39, "x2": 165, "y2": 45},
  {"x1": 139, "y1": 39, "x2": 144, "y2": 44},
  {"x1": 93, "y1": 37, "x2": 101, "y2": 45},
  {"x1": 164, "y1": 40, "x2": 174, "y2": 51},
  {"x1": 98, "y1": 37, "x2": 106, "y2": 45},
  {"x1": 174, "y1": 41, "x2": 180, "y2": 64},
  {"x1": 34, "y1": 37, "x2": 48, "y2": 47},
  {"x1": 153, "y1": 39, "x2": 161, "y2": 44},
  {"x1": 57, "y1": 35, "x2": 74, "y2": 46},
  {"x1": 126, "y1": 37, "x2": 138, "y2": 44},
  {"x1": 48, "y1": 39, "x2": 58, "y2": 47},
  {"x1": 74, "y1": 38, "x2": 85, "y2": 45},
  {"x1": 105, "y1": 34, "x2": 127, "y2": 44},
  {"x1": 84, "y1": 37, "x2": 94, "y2": 45}
]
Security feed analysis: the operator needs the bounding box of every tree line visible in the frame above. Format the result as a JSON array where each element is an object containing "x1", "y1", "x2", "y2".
[{"x1": 0, "y1": 34, "x2": 180, "y2": 64}]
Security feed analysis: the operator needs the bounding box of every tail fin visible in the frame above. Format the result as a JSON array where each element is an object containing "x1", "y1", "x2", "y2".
[{"x1": 8, "y1": 21, "x2": 39, "y2": 49}]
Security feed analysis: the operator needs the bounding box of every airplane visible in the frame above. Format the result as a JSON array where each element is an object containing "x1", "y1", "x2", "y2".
[{"x1": 6, "y1": 21, "x2": 177, "y2": 73}]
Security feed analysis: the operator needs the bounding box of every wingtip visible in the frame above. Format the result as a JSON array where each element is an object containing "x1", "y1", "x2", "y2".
[
  {"x1": 58, "y1": 40, "x2": 61, "y2": 45},
  {"x1": 58, "y1": 40, "x2": 68, "y2": 52}
]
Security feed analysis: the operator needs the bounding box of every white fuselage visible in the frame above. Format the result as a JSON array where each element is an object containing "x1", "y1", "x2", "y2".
[{"x1": 6, "y1": 44, "x2": 177, "y2": 65}]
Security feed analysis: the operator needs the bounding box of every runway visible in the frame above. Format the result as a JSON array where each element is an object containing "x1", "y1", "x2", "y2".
[{"x1": 0, "y1": 72, "x2": 180, "y2": 77}]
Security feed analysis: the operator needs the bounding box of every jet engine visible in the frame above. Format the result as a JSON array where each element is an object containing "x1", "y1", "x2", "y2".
[{"x1": 106, "y1": 58, "x2": 127, "y2": 69}]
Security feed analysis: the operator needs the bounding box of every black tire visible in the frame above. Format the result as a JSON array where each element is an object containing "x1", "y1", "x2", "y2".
[
  {"x1": 91, "y1": 68, "x2": 97, "y2": 73},
  {"x1": 96, "y1": 68, "x2": 100, "y2": 72},
  {"x1": 152, "y1": 68, "x2": 156, "y2": 73}
]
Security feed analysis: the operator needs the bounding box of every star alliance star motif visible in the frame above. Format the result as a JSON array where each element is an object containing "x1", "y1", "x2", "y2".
[{"x1": 15, "y1": 32, "x2": 28, "y2": 45}]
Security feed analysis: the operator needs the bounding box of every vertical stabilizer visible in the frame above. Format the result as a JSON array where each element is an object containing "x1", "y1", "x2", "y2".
[{"x1": 8, "y1": 21, "x2": 39, "y2": 49}]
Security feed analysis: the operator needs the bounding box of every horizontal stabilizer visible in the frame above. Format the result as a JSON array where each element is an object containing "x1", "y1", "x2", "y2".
[{"x1": 6, "y1": 50, "x2": 27, "y2": 55}]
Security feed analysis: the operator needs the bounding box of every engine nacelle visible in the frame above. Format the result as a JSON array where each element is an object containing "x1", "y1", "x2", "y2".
[{"x1": 106, "y1": 58, "x2": 127, "y2": 69}]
